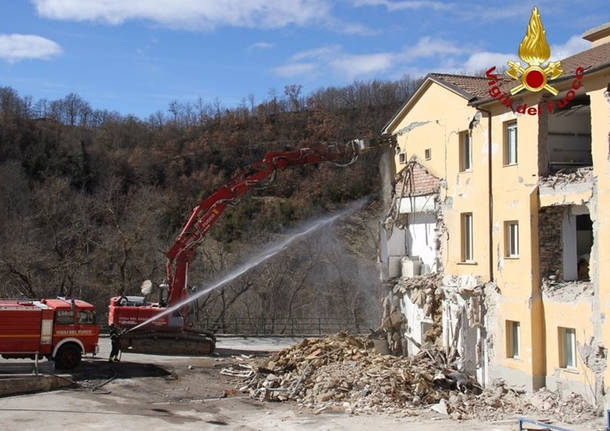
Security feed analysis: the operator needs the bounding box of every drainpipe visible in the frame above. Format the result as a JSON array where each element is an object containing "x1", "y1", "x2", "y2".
[{"x1": 477, "y1": 107, "x2": 494, "y2": 283}]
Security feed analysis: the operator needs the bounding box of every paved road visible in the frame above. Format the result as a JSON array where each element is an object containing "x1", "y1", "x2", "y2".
[
  {"x1": 0, "y1": 337, "x2": 303, "y2": 375},
  {"x1": 0, "y1": 338, "x2": 603, "y2": 431}
]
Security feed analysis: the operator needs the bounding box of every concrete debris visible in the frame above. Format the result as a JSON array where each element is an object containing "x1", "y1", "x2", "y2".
[
  {"x1": 374, "y1": 274, "x2": 444, "y2": 355},
  {"x1": 430, "y1": 399, "x2": 448, "y2": 415},
  {"x1": 578, "y1": 337, "x2": 608, "y2": 375},
  {"x1": 539, "y1": 167, "x2": 593, "y2": 188},
  {"x1": 240, "y1": 332, "x2": 480, "y2": 415},
  {"x1": 234, "y1": 333, "x2": 596, "y2": 422},
  {"x1": 542, "y1": 279, "x2": 593, "y2": 301},
  {"x1": 393, "y1": 274, "x2": 444, "y2": 343},
  {"x1": 577, "y1": 337, "x2": 608, "y2": 410}
]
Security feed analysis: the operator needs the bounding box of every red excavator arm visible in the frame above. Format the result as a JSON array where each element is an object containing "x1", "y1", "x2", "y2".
[
  {"x1": 164, "y1": 141, "x2": 363, "y2": 309},
  {"x1": 108, "y1": 140, "x2": 365, "y2": 354}
]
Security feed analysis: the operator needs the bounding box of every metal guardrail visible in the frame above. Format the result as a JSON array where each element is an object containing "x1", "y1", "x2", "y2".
[
  {"x1": 517, "y1": 417, "x2": 573, "y2": 431},
  {"x1": 99, "y1": 317, "x2": 375, "y2": 336},
  {"x1": 194, "y1": 317, "x2": 375, "y2": 336}
]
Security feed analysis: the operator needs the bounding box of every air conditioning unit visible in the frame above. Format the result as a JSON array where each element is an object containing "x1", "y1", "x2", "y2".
[
  {"x1": 388, "y1": 256, "x2": 402, "y2": 278},
  {"x1": 401, "y1": 256, "x2": 422, "y2": 278}
]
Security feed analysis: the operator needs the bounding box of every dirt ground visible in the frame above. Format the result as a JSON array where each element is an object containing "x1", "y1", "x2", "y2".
[{"x1": 0, "y1": 337, "x2": 606, "y2": 431}]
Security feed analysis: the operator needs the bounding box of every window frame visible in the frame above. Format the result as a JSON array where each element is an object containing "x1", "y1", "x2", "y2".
[
  {"x1": 425, "y1": 148, "x2": 431, "y2": 160},
  {"x1": 505, "y1": 221, "x2": 519, "y2": 258},
  {"x1": 558, "y1": 327, "x2": 577, "y2": 369},
  {"x1": 505, "y1": 121, "x2": 518, "y2": 166},
  {"x1": 459, "y1": 131, "x2": 472, "y2": 172},
  {"x1": 399, "y1": 152, "x2": 406, "y2": 164},
  {"x1": 461, "y1": 212, "x2": 474, "y2": 262},
  {"x1": 506, "y1": 320, "x2": 520, "y2": 359}
]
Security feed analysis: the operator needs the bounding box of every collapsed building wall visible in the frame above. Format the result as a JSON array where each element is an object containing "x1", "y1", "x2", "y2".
[
  {"x1": 378, "y1": 158, "x2": 492, "y2": 385},
  {"x1": 378, "y1": 160, "x2": 444, "y2": 355},
  {"x1": 537, "y1": 167, "x2": 607, "y2": 406},
  {"x1": 441, "y1": 275, "x2": 487, "y2": 382}
]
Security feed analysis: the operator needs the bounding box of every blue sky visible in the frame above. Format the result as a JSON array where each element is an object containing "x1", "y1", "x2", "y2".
[{"x1": 0, "y1": 1, "x2": 608, "y2": 118}]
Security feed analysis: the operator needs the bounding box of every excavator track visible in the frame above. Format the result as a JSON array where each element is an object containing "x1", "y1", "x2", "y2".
[{"x1": 119, "y1": 330, "x2": 216, "y2": 355}]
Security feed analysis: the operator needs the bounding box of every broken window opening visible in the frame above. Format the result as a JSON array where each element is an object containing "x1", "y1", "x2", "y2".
[
  {"x1": 546, "y1": 95, "x2": 592, "y2": 174},
  {"x1": 576, "y1": 214, "x2": 592, "y2": 281},
  {"x1": 538, "y1": 206, "x2": 592, "y2": 284}
]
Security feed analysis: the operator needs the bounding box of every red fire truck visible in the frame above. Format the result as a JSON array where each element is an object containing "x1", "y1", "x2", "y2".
[{"x1": 0, "y1": 298, "x2": 99, "y2": 369}]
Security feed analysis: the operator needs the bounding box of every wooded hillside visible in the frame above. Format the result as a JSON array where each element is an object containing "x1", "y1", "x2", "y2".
[{"x1": 0, "y1": 77, "x2": 420, "y2": 331}]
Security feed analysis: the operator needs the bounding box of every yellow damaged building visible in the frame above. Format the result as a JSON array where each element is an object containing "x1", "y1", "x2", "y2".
[{"x1": 379, "y1": 21, "x2": 610, "y2": 404}]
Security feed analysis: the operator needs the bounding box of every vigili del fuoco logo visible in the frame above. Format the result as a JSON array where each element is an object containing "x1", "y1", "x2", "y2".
[{"x1": 485, "y1": 7, "x2": 584, "y2": 115}]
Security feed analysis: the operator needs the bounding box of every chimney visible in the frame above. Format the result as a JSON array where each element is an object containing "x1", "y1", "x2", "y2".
[{"x1": 582, "y1": 22, "x2": 610, "y2": 47}]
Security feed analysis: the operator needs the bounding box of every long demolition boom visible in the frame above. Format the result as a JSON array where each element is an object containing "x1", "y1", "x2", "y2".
[
  {"x1": 164, "y1": 141, "x2": 363, "y2": 312},
  {"x1": 109, "y1": 140, "x2": 365, "y2": 354}
]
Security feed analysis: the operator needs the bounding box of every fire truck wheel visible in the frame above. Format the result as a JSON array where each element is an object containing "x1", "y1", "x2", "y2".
[{"x1": 54, "y1": 344, "x2": 82, "y2": 370}]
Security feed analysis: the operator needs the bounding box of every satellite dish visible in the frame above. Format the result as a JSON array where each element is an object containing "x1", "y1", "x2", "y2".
[{"x1": 140, "y1": 279, "x2": 153, "y2": 295}]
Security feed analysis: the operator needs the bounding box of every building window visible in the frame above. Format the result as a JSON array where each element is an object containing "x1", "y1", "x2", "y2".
[
  {"x1": 399, "y1": 153, "x2": 406, "y2": 164},
  {"x1": 559, "y1": 327, "x2": 576, "y2": 368},
  {"x1": 459, "y1": 131, "x2": 472, "y2": 172},
  {"x1": 505, "y1": 221, "x2": 519, "y2": 257},
  {"x1": 506, "y1": 320, "x2": 520, "y2": 358},
  {"x1": 461, "y1": 212, "x2": 473, "y2": 262},
  {"x1": 505, "y1": 121, "x2": 518, "y2": 165},
  {"x1": 425, "y1": 148, "x2": 431, "y2": 160}
]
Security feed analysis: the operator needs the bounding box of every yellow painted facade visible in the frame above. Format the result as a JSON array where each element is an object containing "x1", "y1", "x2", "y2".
[{"x1": 384, "y1": 35, "x2": 610, "y2": 401}]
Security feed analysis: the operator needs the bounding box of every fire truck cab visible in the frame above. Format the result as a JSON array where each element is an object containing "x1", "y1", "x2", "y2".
[{"x1": 0, "y1": 298, "x2": 99, "y2": 369}]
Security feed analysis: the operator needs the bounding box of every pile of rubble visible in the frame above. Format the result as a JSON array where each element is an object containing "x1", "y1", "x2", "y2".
[
  {"x1": 375, "y1": 274, "x2": 444, "y2": 355},
  {"x1": 393, "y1": 274, "x2": 443, "y2": 343},
  {"x1": 229, "y1": 333, "x2": 596, "y2": 422},
  {"x1": 542, "y1": 277, "x2": 593, "y2": 300},
  {"x1": 444, "y1": 379, "x2": 595, "y2": 423},
  {"x1": 539, "y1": 167, "x2": 593, "y2": 188}
]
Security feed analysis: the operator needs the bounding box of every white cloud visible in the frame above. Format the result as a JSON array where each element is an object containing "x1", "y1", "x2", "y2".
[
  {"x1": 331, "y1": 53, "x2": 394, "y2": 79},
  {"x1": 273, "y1": 33, "x2": 592, "y2": 83},
  {"x1": 550, "y1": 35, "x2": 590, "y2": 61},
  {"x1": 32, "y1": 0, "x2": 332, "y2": 30},
  {"x1": 460, "y1": 52, "x2": 516, "y2": 74},
  {"x1": 274, "y1": 37, "x2": 468, "y2": 80},
  {"x1": 451, "y1": 35, "x2": 590, "y2": 74},
  {"x1": 333, "y1": 20, "x2": 376, "y2": 35},
  {"x1": 248, "y1": 42, "x2": 274, "y2": 51},
  {"x1": 404, "y1": 36, "x2": 465, "y2": 58},
  {"x1": 292, "y1": 45, "x2": 341, "y2": 61},
  {"x1": 274, "y1": 62, "x2": 318, "y2": 77},
  {"x1": 352, "y1": 0, "x2": 453, "y2": 11},
  {"x1": 276, "y1": 45, "x2": 393, "y2": 80},
  {"x1": 440, "y1": 34, "x2": 586, "y2": 75},
  {"x1": 0, "y1": 34, "x2": 62, "y2": 63}
]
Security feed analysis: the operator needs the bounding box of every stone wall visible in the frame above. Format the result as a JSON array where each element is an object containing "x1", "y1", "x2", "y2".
[{"x1": 539, "y1": 206, "x2": 565, "y2": 279}]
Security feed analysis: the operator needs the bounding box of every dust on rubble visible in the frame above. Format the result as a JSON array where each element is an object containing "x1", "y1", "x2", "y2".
[
  {"x1": 539, "y1": 166, "x2": 593, "y2": 188},
  {"x1": 221, "y1": 332, "x2": 597, "y2": 423}
]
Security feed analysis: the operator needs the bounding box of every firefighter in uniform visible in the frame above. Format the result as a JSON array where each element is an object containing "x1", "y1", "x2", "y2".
[{"x1": 109, "y1": 324, "x2": 121, "y2": 362}]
